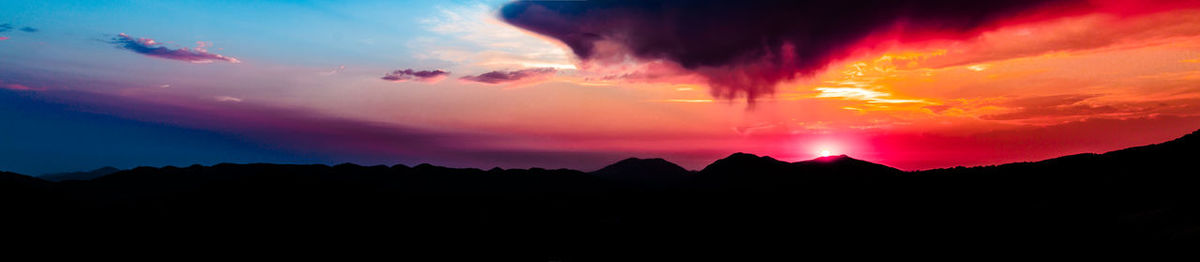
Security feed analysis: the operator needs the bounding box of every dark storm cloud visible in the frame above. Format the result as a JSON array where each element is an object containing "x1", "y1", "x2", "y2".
[
  {"x1": 459, "y1": 68, "x2": 557, "y2": 84},
  {"x1": 109, "y1": 33, "x2": 241, "y2": 63},
  {"x1": 500, "y1": 0, "x2": 1085, "y2": 103},
  {"x1": 381, "y1": 69, "x2": 450, "y2": 83}
]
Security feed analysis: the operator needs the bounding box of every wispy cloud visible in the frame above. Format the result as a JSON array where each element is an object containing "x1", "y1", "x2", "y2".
[
  {"x1": 0, "y1": 24, "x2": 38, "y2": 34},
  {"x1": 0, "y1": 80, "x2": 45, "y2": 91},
  {"x1": 815, "y1": 87, "x2": 926, "y2": 104},
  {"x1": 657, "y1": 99, "x2": 714, "y2": 103},
  {"x1": 459, "y1": 68, "x2": 556, "y2": 84},
  {"x1": 415, "y1": 4, "x2": 573, "y2": 71},
  {"x1": 381, "y1": 69, "x2": 450, "y2": 83},
  {"x1": 320, "y1": 65, "x2": 346, "y2": 76},
  {"x1": 214, "y1": 96, "x2": 243, "y2": 103},
  {"x1": 914, "y1": 9, "x2": 1200, "y2": 69},
  {"x1": 109, "y1": 33, "x2": 241, "y2": 64},
  {"x1": 0, "y1": 23, "x2": 31, "y2": 41}
]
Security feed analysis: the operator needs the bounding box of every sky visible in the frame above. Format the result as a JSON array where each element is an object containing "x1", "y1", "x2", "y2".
[{"x1": 3, "y1": 0, "x2": 1200, "y2": 174}]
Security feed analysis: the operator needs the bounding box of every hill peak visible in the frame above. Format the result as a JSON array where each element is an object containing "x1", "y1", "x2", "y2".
[
  {"x1": 698, "y1": 152, "x2": 790, "y2": 175},
  {"x1": 798, "y1": 154, "x2": 884, "y2": 165},
  {"x1": 609, "y1": 157, "x2": 676, "y2": 166},
  {"x1": 592, "y1": 157, "x2": 690, "y2": 182},
  {"x1": 793, "y1": 154, "x2": 903, "y2": 175},
  {"x1": 808, "y1": 154, "x2": 851, "y2": 162},
  {"x1": 716, "y1": 152, "x2": 785, "y2": 163}
]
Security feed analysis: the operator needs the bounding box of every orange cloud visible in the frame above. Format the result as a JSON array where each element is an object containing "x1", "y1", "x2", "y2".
[{"x1": 911, "y1": 9, "x2": 1200, "y2": 69}]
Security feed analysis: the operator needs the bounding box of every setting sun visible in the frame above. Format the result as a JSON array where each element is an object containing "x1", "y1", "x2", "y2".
[{"x1": 819, "y1": 150, "x2": 833, "y2": 157}]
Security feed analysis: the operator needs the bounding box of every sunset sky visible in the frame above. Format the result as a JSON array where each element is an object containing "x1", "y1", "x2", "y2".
[{"x1": 4, "y1": 0, "x2": 1200, "y2": 174}]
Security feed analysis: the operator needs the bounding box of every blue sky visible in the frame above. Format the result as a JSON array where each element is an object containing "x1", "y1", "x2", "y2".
[
  {"x1": 0, "y1": 89, "x2": 319, "y2": 174},
  {"x1": 0, "y1": 0, "x2": 518, "y2": 174}
]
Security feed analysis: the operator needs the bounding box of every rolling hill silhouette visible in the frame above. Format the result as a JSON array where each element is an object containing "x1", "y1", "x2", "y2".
[
  {"x1": 37, "y1": 166, "x2": 120, "y2": 182},
  {"x1": 698, "y1": 153, "x2": 902, "y2": 184},
  {"x1": 3, "y1": 129, "x2": 1199, "y2": 257},
  {"x1": 591, "y1": 157, "x2": 691, "y2": 183}
]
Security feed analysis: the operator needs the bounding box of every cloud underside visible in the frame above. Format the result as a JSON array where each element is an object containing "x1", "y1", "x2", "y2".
[
  {"x1": 459, "y1": 68, "x2": 556, "y2": 84},
  {"x1": 499, "y1": 0, "x2": 1194, "y2": 103},
  {"x1": 109, "y1": 33, "x2": 240, "y2": 64},
  {"x1": 381, "y1": 69, "x2": 450, "y2": 83}
]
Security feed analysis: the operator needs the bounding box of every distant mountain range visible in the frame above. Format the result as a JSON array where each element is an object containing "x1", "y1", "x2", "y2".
[
  {"x1": 3, "y1": 129, "x2": 1199, "y2": 256},
  {"x1": 37, "y1": 166, "x2": 121, "y2": 182}
]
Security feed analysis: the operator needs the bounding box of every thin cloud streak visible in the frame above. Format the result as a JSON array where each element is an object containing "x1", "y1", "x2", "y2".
[
  {"x1": 381, "y1": 69, "x2": 450, "y2": 83},
  {"x1": 459, "y1": 68, "x2": 556, "y2": 84},
  {"x1": 109, "y1": 33, "x2": 241, "y2": 64}
]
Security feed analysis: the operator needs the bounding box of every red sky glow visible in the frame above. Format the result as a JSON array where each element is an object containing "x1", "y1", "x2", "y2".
[{"x1": 4, "y1": 0, "x2": 1200, "y2": 174}]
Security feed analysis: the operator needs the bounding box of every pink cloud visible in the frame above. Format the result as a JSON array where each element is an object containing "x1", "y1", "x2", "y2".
[
  {"x1": 381, "y1": 69, "x2": 449, "y2": 83},
  {"x1": 459, "y1": 68, "x2": 556, "y2": 85},
  {"x1": 214, "y1": 96, "x2": 243, "y2": 103},
  {"x1": 109, "y1": 33, "x2": 241, "y2": 64},
  {"x1": 0, "y1": 80, "x2": 45, "y2": 91}
]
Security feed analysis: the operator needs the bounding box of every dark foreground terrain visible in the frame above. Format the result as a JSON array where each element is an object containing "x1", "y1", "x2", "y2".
[{"x1": 4, "y1": 130, "x2": 1200, "y2": 258}]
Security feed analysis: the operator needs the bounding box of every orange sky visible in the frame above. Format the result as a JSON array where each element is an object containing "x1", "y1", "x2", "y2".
[
  {"x1": 5, "y1": 1, "x2": 1200, "y2": 172},
  {"x1": 118, "y1": 4, "x2": 1200, "y2": 170},
  {"x1": 398, "y1": 6, "x2": 1200, "y2": 170}
]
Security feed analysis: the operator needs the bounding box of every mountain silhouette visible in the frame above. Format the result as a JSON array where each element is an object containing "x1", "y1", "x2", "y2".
[
  {"x1": 591, "y1": 157, "x2": 691, "y2": 183},
  {"x1": 695, "y1": 153, "x2": 902, "y2": 190},
  {"x1": 38, "y1": 166, "x2": 121, "y2": 182},
  {"x1": 793, "y1": 154, "x2": 903, "y2": 179},
  {"x1": 700, "y1": 152, "x2": 793, "y2": 175},
  {"x1": 3, "y1": 129, "x2": 1200, "y2": 257}
]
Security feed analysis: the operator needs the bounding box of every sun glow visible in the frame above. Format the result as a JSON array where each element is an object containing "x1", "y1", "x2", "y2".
[{"x1": 818, "y1": 149, "x2": 833, "y2": 157}]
